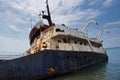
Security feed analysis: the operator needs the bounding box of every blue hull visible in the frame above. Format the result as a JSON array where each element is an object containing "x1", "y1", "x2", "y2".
[{"x1": 0, "y1": 50, "x2": 108, "y2": 80}]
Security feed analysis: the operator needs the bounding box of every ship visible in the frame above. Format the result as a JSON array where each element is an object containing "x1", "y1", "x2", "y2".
[{"x1": 0, "y1": 0, "x2": 108, "y2": 80}]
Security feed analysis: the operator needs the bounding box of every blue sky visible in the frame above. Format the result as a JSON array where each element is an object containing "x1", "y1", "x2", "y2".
[{"x1": 0, "y1": 0, "x2": 120, "y2": 54}]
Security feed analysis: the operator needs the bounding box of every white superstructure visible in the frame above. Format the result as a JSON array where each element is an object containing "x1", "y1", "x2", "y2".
[{"x1": 27, "y1": 24, "x2": 106, "y2": 55}]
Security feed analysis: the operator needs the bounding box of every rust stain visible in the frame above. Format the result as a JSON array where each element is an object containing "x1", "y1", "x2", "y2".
[
  {"x1": 22, "y1": 72, "x2": 27, "y2": 80},
  {"x1": 7, "y1": 69, "x2": 14, "y2": 76}
]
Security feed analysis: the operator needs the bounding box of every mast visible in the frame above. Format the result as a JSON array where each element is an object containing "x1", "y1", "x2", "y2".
[{"x1": 42, "y1": 0, "x2": 53, "y2": 26}]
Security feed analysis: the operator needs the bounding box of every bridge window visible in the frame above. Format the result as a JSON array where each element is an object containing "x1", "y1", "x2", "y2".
[
  {"x1": 63, "y1": 37, "x2": 67, "y2": 43},
  {"x1": 56, "y1": 28, "x2": 64, "y2": 32},
  {"x1": 56, "y1": 28, "x2": 61, "y2": 32}
]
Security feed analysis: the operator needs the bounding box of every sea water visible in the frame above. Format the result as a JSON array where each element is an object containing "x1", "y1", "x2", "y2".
[
  {"x1": 0, "y1": 54, "x2": 23, "y2": 60},
  {"x1": 49, "y1": 47, "x2": 120, "y2": 80}
]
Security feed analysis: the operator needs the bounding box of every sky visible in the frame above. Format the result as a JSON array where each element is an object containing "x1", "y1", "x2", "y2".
[{"x1": 0, "y1": 0, "x2": 120, "y2": 54}]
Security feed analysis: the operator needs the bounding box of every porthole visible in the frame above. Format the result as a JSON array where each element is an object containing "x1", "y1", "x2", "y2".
[
  {"x1": 66, "y1": 56, "x2": 69, "y2": 59},
  {"x1": 75, "y1": 55, "x2": 77, "y2": 59},
  {"x1": 84, "y1": 55, "x2": 87, "y2": 59}
]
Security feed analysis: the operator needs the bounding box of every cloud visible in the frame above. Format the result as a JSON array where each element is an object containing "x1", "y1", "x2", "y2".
[
  {"x1": 1, "y1": 0, "x2": 101, "y2": 26},
  {"x1": 103, "y1": 0, "x2": 112, "y2": 7},
  {"x1": 52, "y1": 8, "x2": 101, "y2": 27},
  {"x1": 0, "y1": 9, "x2": 26, "y2": 25},
  {"x1": 5, "y1": 0, "x2": 46, "y2": 16},
  {"x1": 89, "y1": 0, "x2": 98, "y2": 6},
  {"x1": 103, "y1": 21, "x2": 120, "y2": 27},
  {"x1": 8, "y1": 25, "x2": 21, "y2": 32}
]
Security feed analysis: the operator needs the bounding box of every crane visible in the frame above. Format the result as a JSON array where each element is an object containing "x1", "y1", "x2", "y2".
[
  {"x1": 82, "y1": 20, "x2": 98, "y2": 36},
  {"x1": 96, "y1": 29, "x2": 110, "y2": 40}
]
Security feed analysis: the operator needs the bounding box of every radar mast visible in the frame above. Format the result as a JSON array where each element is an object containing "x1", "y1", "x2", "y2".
[{"x1": 42, "y1": 0, "x2": 53, "y2": 26}]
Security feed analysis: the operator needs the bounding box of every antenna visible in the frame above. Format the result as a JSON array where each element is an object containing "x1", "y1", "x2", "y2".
[
  {"x1": 42, "y1": 0, "x2": 53, "y2": 26},
  {"x1": 46, "y1": 0, "x2": 48, "y2": 4},
  {"x1": 30, "y1": 17, "x2": 32, "y2": 29},
  {"x1": 38, "y1": 13, "x2": 43, "y2": 21}
]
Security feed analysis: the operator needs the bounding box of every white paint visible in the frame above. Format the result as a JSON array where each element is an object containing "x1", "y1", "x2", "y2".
[{"x1": 28, "y1": 25, "x2": 105, "y2": 54}]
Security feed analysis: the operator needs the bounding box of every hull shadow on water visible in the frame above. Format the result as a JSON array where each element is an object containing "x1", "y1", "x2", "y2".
[{"x1": 48, "y1": 60, "x2": 108, "y2": 80}]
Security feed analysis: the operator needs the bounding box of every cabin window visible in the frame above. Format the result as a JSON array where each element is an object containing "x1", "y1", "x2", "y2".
[
  {"x1": 84, "y1": 55, "x2": 87, "y2": 60},
  {"x1": 37, "y1": 36, "x2": 40, "y2": 39},
  {"x1": 95, "y1": 45, "x2": 101, "y2": 48},
  {"x1": 98, "y1": 46, "x2": 101, "y2": 48},
  {"x1": 80, "y1": 42, "x2": 82, "y2": 45},
  {"x1": 63, "y1": 37, "x2": 67, "y2": 43},
  {"x1": 74, "y1": 41, "x2": 77, "y2": 44},
  {"x1": 63, "y1": 37, "x2": 70, "y2": 43},
  {"x1": 43, "y1": 42, "x2": 45, "y2": 44},
  {"x1": 84, "y1": 43, "x2": 87, "y2": 46},
  {"x1": 58, "y1": 40, "x2": 61, "y2": 43}
]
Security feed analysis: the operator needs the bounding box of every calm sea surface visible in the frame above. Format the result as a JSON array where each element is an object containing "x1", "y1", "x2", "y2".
[
  {"x1": 48, "y1": 47, "x2": 120, "y2": 80},
  {"x1": 0, "y1": 47, "x2": 120, "y2": 80}
]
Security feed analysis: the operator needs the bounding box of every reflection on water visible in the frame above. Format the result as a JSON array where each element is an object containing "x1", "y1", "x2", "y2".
[{"x1": 49, "y1": 61, "x2": 108, "y2": 80}]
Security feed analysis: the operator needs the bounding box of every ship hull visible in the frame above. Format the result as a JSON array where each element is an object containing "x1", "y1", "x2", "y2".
[{"x1": 0, "y1": 50, "x2": 108, "y2": 80}]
